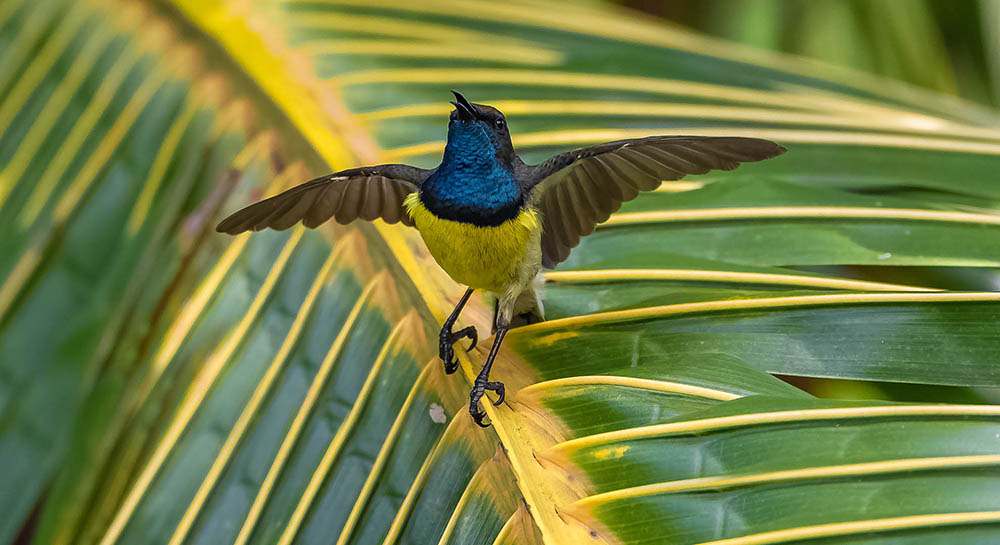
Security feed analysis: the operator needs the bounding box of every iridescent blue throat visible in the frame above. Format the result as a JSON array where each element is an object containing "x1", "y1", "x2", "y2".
[{"x1": 420, "y1": 121, "x2": 522, "y2": 227}]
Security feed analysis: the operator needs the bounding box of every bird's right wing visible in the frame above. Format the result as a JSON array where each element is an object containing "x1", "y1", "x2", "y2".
[
  {"x1": 216, "y1": 164, "x2": 431, "y2": 234},
  {"x1": 524, "y1": 136, "x2": 785, "y2": 267}
]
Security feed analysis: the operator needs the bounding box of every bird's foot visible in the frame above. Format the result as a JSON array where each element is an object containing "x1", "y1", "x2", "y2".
[
  {"x1": 438, "y1": 325, "x2": 477, "y2": 374},
  {"x1": 469, "y1": 380, "x2": 505, "y2": 428}
]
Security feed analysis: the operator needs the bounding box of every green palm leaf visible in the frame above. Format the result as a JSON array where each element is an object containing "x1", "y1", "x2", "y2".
[{"x1": 1, "y1": 0, "x2": 998, "y2": 544}]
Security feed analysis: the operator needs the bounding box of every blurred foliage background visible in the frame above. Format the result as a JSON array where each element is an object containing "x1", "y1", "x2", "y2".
[{"x1": 628, "y1": 0, "x2": 1000, "y2": 108}]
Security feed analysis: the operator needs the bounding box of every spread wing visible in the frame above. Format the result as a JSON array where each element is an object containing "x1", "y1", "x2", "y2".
[
  {"x1": 216, "y1": 164, "x2": 431, "y2": 234},
  {"x1": 524, "y1": 136, "x2": 786, "y2": 268}
]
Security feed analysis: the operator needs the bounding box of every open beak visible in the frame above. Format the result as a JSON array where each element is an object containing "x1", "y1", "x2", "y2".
[{"x1": 450, "y1": 90, "x2": 478, "y2": 121}]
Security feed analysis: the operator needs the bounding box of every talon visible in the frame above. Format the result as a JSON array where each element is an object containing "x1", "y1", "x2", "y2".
[
  {"x1": 486, "y1": 381, "x2": 505, "y2": 406},
  {"x1": 469, "y1": 385, "x2": 492, "y2": 427},
  {"x1": 458, "y1": 326, "x2": 477, "y2": 352},
  {"x1": 438, "y1": 332, "x2": 451, "y2": 360},
  {"x1": 471, "y1": 408, "x2": 490, "y2": 428},
  {"x1": 439, "y1": 335, "x2": 457, "y2": 374},
  {"x1": 439, "y1": 324, "x2": 479, "y2": 375}
]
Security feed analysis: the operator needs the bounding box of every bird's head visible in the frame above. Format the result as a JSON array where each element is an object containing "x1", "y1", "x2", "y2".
[{"x1": 446, "y1": 90, "x2": 516, "y2": 167}]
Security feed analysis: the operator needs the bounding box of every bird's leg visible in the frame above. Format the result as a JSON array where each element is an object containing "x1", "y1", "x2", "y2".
[
  {"x1": 492, "y1": 298, "x2": 500, "y2": 334},
  {"x1": 439, "y1": 288, "x2": 478, "y2": 375},
  {"x1": 469, "y1": 326, "x2": 508, "y2": 427}
]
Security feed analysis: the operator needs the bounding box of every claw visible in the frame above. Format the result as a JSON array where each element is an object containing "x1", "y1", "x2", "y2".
[
  {"x1": 439, "y1": 325, "x2": 478, "y2": 375},
  {"x1": 460, "y1": 326, "x2": 478, "y2": 352},
  {"x1": 486, "y1": 381, "x2": 505, "y2": 406},
  {"x1": 439, "y1": 334, "x2": 458, "y2": 374},
  {"x1": 471, "y1": 408, "x2": 490, "y2": 427},
  {"x1": 468, "y1": 379, "x2": 505, "y2": 427},
  {"x1": 470, "y1": 387, "x2": 488, "y2": 427}
]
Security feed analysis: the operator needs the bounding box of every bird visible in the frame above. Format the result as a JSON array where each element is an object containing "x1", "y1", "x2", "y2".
[{"x1": 216, "y1": 90, "x2": 786, "y2": 427}]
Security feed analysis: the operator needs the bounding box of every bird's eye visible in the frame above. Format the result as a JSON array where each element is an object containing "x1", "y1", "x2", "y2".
[{"x1": 494, "y1": 118, "x2": 505, "y2": 129}]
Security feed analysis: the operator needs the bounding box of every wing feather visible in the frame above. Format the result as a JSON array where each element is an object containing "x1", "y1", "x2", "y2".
[
  {"x1": 216, "y1": 164, "x2": 428, "y2": 234},
  {"x1": 302, "y1": 182, "x2": 337, "y2": 228},
  {"x1": 526, "y1": 136, "x2": 785, "y2": 268},
  {"x1": 336, "y1": 177, "x2": 364, "y2": 224},
  {"x1": 574, "y1": 161, "x2": 609, "y2": 224},
  {"x1": 258, "y1": 191, "x2": 305, "y2": 231},
  {"x1": 377, "y1": 178, "x2": 401, "y2": 225},
  {"x1": 564, "y1": 170, "x2": 592, "y2": 237}
]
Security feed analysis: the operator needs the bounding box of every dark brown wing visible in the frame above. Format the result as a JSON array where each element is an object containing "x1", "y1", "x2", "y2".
[
  {"x1": 524, "y1": 136, "x2": 785, "y2": 268},
  {"x1": 216, "y1": 164, "x2": 430, "y2": 234}
]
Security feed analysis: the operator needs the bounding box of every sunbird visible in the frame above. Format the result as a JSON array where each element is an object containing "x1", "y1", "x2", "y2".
[{"x1": 217, "y1": 91, "x2": 785, "y2": 426}]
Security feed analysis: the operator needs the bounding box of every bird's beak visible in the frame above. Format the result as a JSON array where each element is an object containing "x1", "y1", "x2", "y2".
[{"x1": 450, "y1": 90, "x2": 478, "y2": 121}]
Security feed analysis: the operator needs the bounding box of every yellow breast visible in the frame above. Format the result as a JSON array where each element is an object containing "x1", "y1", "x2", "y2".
[{"x1": 404, "y1": 193, "x2": 540, "y2": 294}]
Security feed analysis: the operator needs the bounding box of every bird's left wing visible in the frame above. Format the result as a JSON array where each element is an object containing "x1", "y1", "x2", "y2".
[
  {"x1": 523, "y1": 136, "x2": 785, "y2": 267},
  {"x1": 216, "y1": 164, "x2": 431, "y2": 234}
]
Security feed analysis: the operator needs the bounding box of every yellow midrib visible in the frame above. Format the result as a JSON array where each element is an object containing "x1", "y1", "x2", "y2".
[
  {"x1": 520, "y1": 291, "x2": 1000, "y2": 334},
  {"x1": 98, "y1": 227, "x2": 305, "y2": 545},
  {"x1": 694, "y1": 511, "x2": 1000, "y2": 545},
  {"x1": 164, "y1": 241, "x2": 345, "y2": 545},
  {"x1": 384, "y1": 126, "x2": 1000, "y2": 161},
  {"x1": 275, "y1": 311, "x2": 423, "y2": 545},
  {"x1": 286, "y1": 0, "x2": 1000, "y2": 125},
  {"x1": 233, "y1": 272, "x2": 390, "y2": 545},
  {"x1": 552, "y1": 404, "x2": 1000, "y2": 453},
  {"x1": 574, "y1": 454, "x2": 1000, "y2": 506}
]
